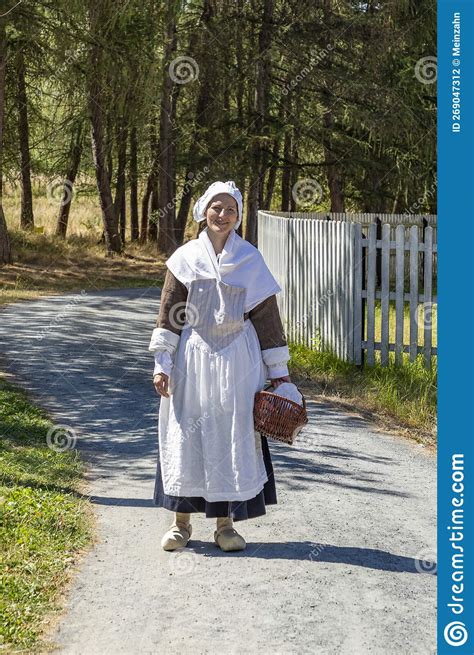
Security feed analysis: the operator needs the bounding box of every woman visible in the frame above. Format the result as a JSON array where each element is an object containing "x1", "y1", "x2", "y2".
[{"x1": 149, "y1": 180, "x2": 291, "y2": 552}]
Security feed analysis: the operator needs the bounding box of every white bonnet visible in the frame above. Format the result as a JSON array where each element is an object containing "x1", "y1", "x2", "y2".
[{"x1": 192, "y1": 180, "x2": 243, "y2": 229}]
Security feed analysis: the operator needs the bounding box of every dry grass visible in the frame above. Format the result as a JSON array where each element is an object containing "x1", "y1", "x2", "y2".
[
  {"x1": 0, "y1": 188, "x2": 200, "y2": 305},
  {"x1": 4, "y1": 183, "x2": 105, "y2": 236},
  {"x1": 2, "y1": 181, "x2": 199, "y2": 241},
  {"x1": 0, "y1": 230, "x2": 168, "y2": 305}
]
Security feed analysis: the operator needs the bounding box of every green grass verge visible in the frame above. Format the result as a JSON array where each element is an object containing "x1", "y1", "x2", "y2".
[
  {"x1": 370, "y1": 299, "x2": 437, "y2": 348},
  {"x1": 0, "y1": 377, "x2": 94, "y2": 651},
  {"x1": 289, "y1": 341, "x2": 437, "y2": 439}
]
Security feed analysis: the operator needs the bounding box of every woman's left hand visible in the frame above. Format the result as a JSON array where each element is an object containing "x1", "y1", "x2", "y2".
[{"x1": 270, "y1": 375, "x2": 291, "y2": 389}]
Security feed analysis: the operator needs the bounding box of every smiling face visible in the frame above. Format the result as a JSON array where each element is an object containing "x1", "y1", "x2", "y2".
[{"x1": 205, "y1": 193, "x2": 238, "y2": 237}]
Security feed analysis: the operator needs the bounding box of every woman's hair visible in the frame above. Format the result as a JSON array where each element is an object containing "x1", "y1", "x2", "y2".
[{"x1": 197, "y1": 219, "x2": 207, "y2": 235}]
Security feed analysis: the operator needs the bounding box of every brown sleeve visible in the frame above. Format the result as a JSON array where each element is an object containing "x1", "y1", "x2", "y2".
[
  {"x1": 248, "y1": 294, "x2": 288, "y2": 350},
  {"x1": 156, "y1": 269, "x2": 189, "y2": 335}
]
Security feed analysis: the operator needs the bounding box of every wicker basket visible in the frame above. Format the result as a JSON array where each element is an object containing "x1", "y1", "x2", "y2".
[{"x1": 254, "y1": 383, "x2": 308, "y2": 445}]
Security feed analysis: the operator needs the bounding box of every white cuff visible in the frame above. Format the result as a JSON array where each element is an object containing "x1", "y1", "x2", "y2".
[
  {"x1": 261, "y1": 345, "x2": 290, "y2": 380},
  {"x1": 261, "y1": 345, "x2": 290, "y2": 367},
  {"x1": 153, "y1": 350, "x2": 173, "y2": 377},
  {"x1": 148, "y1": 327, "x2": 180, "y2": 354},
  {"x1": 266, "y1": 362, "x2": 290, "y2": 378}
]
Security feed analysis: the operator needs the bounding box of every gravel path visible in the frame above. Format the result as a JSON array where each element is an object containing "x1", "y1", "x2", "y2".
[{"x1": 0, "y1": 288, "x2": 436, "y2": 655}]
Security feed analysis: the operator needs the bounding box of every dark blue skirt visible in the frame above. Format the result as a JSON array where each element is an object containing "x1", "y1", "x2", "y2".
[{"x1": 153, "y1": 434, "x2": 277, "y2": 521}]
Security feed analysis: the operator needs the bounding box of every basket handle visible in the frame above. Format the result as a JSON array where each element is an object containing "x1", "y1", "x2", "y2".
[{"x1": 299, "y1": 387, "x2": 307, "y2": 410}]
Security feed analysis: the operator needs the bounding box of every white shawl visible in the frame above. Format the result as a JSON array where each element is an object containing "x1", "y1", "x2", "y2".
[{"x1": 165, "y1": 227, "x2": 281, "y2": 313}]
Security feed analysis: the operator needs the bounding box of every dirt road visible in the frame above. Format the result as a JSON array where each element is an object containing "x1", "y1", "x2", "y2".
[{"x1": 0, "y1": 288, "x2": 436, "y2": 654}]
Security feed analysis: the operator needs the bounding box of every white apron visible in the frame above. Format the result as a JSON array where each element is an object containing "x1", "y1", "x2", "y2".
[{"x1": 157, "y1": 257, "x2": 269, "y2": 502}]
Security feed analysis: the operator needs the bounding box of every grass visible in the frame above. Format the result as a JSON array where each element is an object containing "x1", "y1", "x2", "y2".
[
  {"x1": 0, "y1": 189, "x2": 180, "y2": 305},
  {"x1": 371, "y1": 300, "x2": 437, "y2": 348},
  {"x1": 0, "y1": 376, "x2": 95, "y2": 652},
  {"x1": 289, "y1": 341, "x2": 437, "y2": 445},
  {"x1": 0, "y1": 229, "x2": 168, "y2": 306}
]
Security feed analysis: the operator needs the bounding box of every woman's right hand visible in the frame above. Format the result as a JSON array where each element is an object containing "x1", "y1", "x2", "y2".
[{"x1": 153, "y1": 373, "x2": 170, "y2": 398}]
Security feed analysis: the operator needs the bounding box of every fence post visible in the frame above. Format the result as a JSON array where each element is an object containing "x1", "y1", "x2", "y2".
[
  {"x1": 395, "y1": 225, "x2": 405, "y2": 365},
  {"x1": 409, "y1": 225, "x2": 419, "y2": 362},
  {"x1": 423, "y1": 227, "x2": 434, "y2": 368},
  {"x1": 366, "y1": 223, "x2": 377, "y2": 366},
  {"x1": 353, "y1": 223, "x2": 363, "y2": 366},
  {"x1": 421, "y1": 216, "x2": 428, "y2": 283},
  {"x1": 380, "y1": 224, "x2": 391, "y2": 366},
  {"x1": 375, "y1": 216, "x2": 382, "y2": 286}
]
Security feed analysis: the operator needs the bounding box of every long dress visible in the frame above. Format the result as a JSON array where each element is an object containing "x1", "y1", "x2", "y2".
[{"x1": 150, "y1": 235, "x2": 289, "y2": 521}]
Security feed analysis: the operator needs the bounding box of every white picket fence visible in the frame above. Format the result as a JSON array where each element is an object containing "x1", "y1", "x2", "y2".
[
  {"x1": 262, "y1": 211, "x2": 438, "y2": 282},
  {"x1": 258, "y1": 211, "x2": 438, "y2": 367}
]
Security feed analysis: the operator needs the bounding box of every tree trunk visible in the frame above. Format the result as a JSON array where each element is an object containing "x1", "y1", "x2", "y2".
[
  {"x1": 289, "y1": 100, "x2": 301, "y2": 213},
  {"x1": 264, "y1": 164, "x2": 277, "y2": 211},
  {"x1": 169, "y1": 85, "x2": 178, "y2": 244},
  {"x1": 0, "y1": 205, "x2": 9, "y2": 264},
  {"x1": 245, "y1": 0, "x2": 275, "y2": 246},
  {"x1": 289, "y1": 161, "x2": 297, "y2": 212},
  {"x1": 15, "y1": 46, "x2": 34, "y2": 230},
  {"x1": 147, "y1": 120, "x2": 158, "y2": 242},
  {"x1": 87, "y1": 3, "x2": 121, "y2": 254},
  {"x1": 149, "y1": 185, "x2": 159, "y2": 242},
  {"x1": 175, "y1": 0, "x2": 214, "y2": 246},
  {"x1": 322, "y1": 109, "x2": 344, "y2": 212},
  {"x1": 129, "y1": 127, "x2": 139, "y2": 241},
  {"x1": 106, "y1": 113, "x2": 113, "y2": 187},
  {"x1": 56, "y1": 123, "x2": 83, "y2": 238},
  {"x1": 321, "y1": 0, "x2": 344, "y2": 212},
  {"x1": 281, "y1": 90, "x2": 293, "y2": 211},
  {"x1": 140, "y1": 172, "x2": 153, "y2": 243},
  {"x1": 175, "y1": 171, "x2": 196, "y2": 245},
  {"x1": 0, "y1": 17, "x2": 11, "y2": 264},
  {"x1": 157, "y1": 1, "x2": 179, "y2": 255},
  {"x1": 263, "y1": 134, "x2": 280, "y2": 209},
  {"x1": 89, "y1": 112, "x2": 121, "y2": 253},
  {"x1": 114, "y1": 123, "x2": 128, "y2": 243}
]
